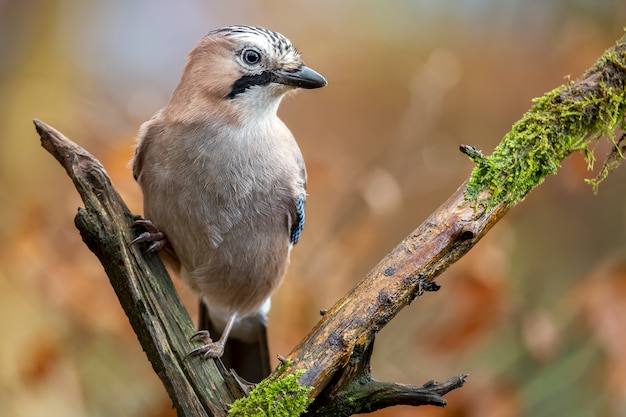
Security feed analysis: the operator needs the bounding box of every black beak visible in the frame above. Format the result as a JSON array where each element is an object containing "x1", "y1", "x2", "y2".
[{"x1": 273, "y1": 65, "x2": 327, "y2": 89}]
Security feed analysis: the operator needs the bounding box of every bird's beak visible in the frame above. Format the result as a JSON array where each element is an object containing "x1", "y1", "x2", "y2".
[{"x1": 273, "y1": 65, "x2": 327, "y2": 89}]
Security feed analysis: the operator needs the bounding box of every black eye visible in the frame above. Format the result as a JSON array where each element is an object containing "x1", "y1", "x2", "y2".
[{"x1": 242, "y1": 49, "x2": 261, "y2": 65}]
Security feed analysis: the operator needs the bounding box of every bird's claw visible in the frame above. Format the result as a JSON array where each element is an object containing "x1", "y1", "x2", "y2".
[
  {"x1": 189, "y1": 330, "x2": 212, "y2": 344},
  {"x1": 187, "y1": 330, "x2": 225, "y2": 359},
  {"x1": 131, "y1": 219, "x2": 167, "y2": 252}
]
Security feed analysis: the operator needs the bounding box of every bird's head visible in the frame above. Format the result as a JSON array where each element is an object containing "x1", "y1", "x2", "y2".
[{"x1": 168, "y1": 25, "x2": 326, "y2": 122}]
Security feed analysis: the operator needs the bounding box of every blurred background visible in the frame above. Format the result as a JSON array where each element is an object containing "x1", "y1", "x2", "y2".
[{"x1": 1, "y1": 1, "x2": 626, "y2": 416}]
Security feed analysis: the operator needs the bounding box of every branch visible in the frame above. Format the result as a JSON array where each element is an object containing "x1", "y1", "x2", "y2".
[
  {"x1": 306, "y1": 335, "x2": 467, "y2": 416},
  {"x1": 465, "y1": 39, "x2": 626, "y2": 207}
]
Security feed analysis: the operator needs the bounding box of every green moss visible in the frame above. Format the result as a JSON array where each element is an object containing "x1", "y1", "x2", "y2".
[
  {"x1": 465, "y1": 35, "x2": 626, "y2": 208},
  {"x1": 228, "y1": 369, "x2": 313, "y2": 417}
]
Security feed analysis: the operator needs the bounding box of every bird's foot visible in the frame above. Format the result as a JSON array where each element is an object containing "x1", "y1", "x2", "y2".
[
  {"x1": 131, "y1": 219, "x2": 167, "y2": 252},
  {"x1": 187, "y1": 330, "x2": 226, "y2": 359}
]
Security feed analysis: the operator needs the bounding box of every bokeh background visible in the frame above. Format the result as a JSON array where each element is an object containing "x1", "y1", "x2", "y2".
[{"x1": 2, "y1": 1, "x2": 626, "y2": 416}]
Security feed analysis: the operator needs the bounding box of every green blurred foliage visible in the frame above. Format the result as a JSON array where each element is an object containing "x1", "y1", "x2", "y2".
[{"x1": 1, "y1": 1, "x2": 626, "y2": 416}]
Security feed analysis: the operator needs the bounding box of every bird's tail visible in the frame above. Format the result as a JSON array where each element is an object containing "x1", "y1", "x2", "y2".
[{"x1": 198, "y1": 300, "x2": 271, "y2": 383}]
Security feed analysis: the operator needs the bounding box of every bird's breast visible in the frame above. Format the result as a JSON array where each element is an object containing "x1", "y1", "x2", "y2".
[{"x1": 142, "y1": 119, "x2": 303, "y2": 263}]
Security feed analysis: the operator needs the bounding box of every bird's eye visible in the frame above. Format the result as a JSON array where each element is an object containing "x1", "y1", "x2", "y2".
[{"x1": 242, "y1": 49, "x2": 261, "y2": 65}]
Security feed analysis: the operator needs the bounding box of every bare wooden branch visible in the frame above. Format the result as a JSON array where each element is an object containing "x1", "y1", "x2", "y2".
[{"x1": 306, "y1": 334, "x2": 466, "y2": 416}]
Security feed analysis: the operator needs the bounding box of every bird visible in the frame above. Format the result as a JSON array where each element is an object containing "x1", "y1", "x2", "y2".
[{"x1": 130, "y1": 25, "x2": 326, "y2": 382}]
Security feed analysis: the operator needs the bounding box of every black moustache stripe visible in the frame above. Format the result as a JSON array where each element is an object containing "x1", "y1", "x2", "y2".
[{"x1": 227, "y1": 72, "x2": 273, "y2": 99}]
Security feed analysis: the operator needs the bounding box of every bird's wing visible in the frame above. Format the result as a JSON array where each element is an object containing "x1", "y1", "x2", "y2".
[{"x1": 132, "y1": 113, "x2": 164, "y2": 181}]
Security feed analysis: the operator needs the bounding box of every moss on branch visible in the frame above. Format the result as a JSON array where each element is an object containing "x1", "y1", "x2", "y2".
[
  {"x1": 466, "y1": 32, "x2": 626, "y2": 208},
  {"x1": 228, "y1": 366, "x2": 312, "y2": 417}
]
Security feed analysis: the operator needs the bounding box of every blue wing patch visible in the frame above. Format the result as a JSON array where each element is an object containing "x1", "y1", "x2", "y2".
[{"x1": 290, "y1": 195, "x2": 305, "y2": 245}]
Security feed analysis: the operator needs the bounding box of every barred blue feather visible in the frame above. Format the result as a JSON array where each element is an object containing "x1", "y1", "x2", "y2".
[{"x1": 290, "y1": 196, "x2": 305, "y2": 245}]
